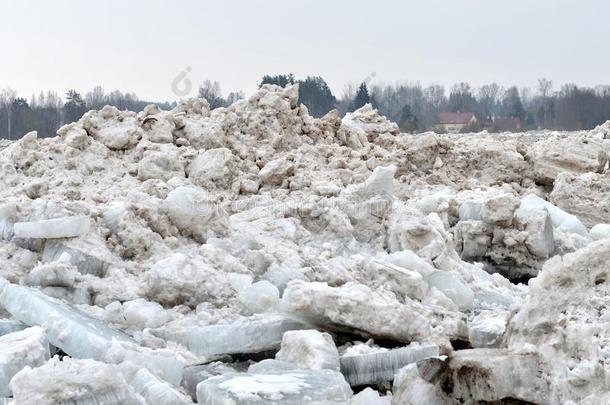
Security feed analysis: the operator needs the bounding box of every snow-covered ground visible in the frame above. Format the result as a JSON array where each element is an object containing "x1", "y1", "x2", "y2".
[{"x1": 1, "y1": 84, "x2": 610, "y2": 403}]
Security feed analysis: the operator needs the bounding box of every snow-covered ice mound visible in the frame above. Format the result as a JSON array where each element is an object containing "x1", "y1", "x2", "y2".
[{"x1": 0, "y1": 84, "x2": 610, "y2": 402}]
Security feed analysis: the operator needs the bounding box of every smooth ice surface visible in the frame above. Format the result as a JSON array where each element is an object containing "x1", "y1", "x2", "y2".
[
  {"x1": 340, "y1": 344, "x2": 439, "y2": 386},
  {"x1": 0, "y1": 326, "x2": 50, "y2": 396},
  {"x1": 590, "y1": 223, "x2": 610, "y2": 241},
  {"x1": 154, "y1": 315, "x2": 308, "y2": 358},
  {"x1": 13, "y1": 216, "x2": 90, "y2": 239},
  {"x1": 197, "y1": 368, "x2": 352, "y2": 404}
]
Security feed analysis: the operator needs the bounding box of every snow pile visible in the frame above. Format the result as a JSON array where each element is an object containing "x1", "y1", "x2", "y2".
[{"x1": 0, "y1": 84, "x2": 610, "y2": 402}]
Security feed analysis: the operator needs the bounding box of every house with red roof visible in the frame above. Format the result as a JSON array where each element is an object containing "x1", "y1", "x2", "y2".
[{"x1": 436, "y1": 112, "x2": 477, "y2": 133}]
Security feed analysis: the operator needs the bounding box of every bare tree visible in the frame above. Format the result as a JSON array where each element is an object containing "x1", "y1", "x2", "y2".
[
  {"x1": 477, "y1": 83, "x2": 501, "y2": 122},
  {"x1": 0, "y1": 88, "x2": 17, "y2": 139},
  {"x1": 85, "y1": 86, "x2": 106, "y2": 110},
  {"x1": 537, "y1": 78, "x2": 553, "y2": 98},
  {"x1": 198, "y1": 80, "x2": 225, "y2": 109}
]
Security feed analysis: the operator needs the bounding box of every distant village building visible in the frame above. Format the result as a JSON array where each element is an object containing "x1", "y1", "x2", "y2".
[
  {"x1": 493, "y1": 117, "x2": 522, "y2": 132},
  {"x1": 436, "y1": 112, "x2": 477, "y2": 133}
]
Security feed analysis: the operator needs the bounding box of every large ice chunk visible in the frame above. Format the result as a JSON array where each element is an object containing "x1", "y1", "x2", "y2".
[
  {"x1": 145, "y1": 253, "x2": 233, "y2": 308},
  {"x1": 130, "y1": 368, "x2": 191, "y2": 405},
  {"x1": 516, "y1": 194, "x2": 588, "y2": 236},
  {"x1": 13, "y1": 216, "x2": 90, "y2": 239},
  {"x1": 182, "y1": 362, "x2": 236, "y2": 400},
  {"x1": 122, "y1": 299, "x2": 170, "y2": 329},
  {"x1": 590, "y1": 223, "x2": 610, "y2": 241},
  {"x1": 467, "y1": 311, "x2": 507, "y2": 349},
  {"x1": 282, "y1": 281, "x2": 431, "y2": 343},
  {"x1": 10, "y1": 357, "x2": 142, "y2": 405},
  {"x1": 0, "y1": 279, "x2": 183, "y2": 385},
  {"x1": 153, "y1": 315, "x2": 308, "y2": 358},
  {"x1": 165, "y1": 186, "x2": 226, "y2": 242},
  {"x1": 238, "y1": 280, "x2": 280, "y2": 314},
  {"x1": 0, "y1": 278, "x2": 134, "y2": 359},
  {"x1": 440, "y1": 349, "x2": 549, "y2": 404},
  {"x1": 275, "y1": 329, "x2": 340, "y2": 371},
  {"x1": 0, "y1": 204, "x2": 16, "y2": 241},
  {"x1": 340, "y1": 344, "x2": 439, "y2": 386},
  {"x1": 258, "y1": 157, "x2": 295, "y2": 186},
  {"x1": 427, "y1": 271, "x2": 474, "y2": 312},
  {"x1": 25, "y1": 258, "x2": 77, "y2": 288},
  {"x1": 0, "y1": 319, "x2": 27, "y2": 337},
  {"x1": 343, "y1": 165, "x2": 396, "y2": 199},
  {"x1": 42, "y1": 235, "x2": 114, "y2": 277},
  {"x1": 350, "y1": 388, "x2": 391, "y2": 405},
  {"x1": 0, "y1": 326, "x2": 50, "y2": 396},
  {"x1": 197, "y1": 368, "x2": 352, "y2": 404}
]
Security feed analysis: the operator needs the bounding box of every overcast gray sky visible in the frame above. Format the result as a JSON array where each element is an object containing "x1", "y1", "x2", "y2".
[{"x1": 1, "y1": 0, "x2": 608, "y2": 102}]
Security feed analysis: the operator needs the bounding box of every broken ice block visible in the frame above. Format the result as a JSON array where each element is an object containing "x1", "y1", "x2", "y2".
[
  {"x1": 238, "y1": 280, "x2": 280, "y2": 314},
  {"x1": 590, "y1": 223, "x2": 610, "y2": 241},
  {"x1": 10, "y1": 357, "x2": 142, "y2": 405},
  {"x1": 122, "y1": 298, "x2": 170, "y2": 329},
  {"x1": 340, "y1": 344, "x2": 439, "y2": 386},
  {"x1": 0, "y1": 278, "x2": 134, "y2": 359},
  {"x1": 0, "y1": 319, "x2": 27, "y2": 337},
  {"x1": 197, "y1": 368, "x2": 352, "y2": 404},
  {"x1": 130, "y1": 368, "x2": 190, "y2": 405},
  {"x1": 459, "y1": 201, "x2": 482, "y2": 221},
  {"x1": 153, "y1": 315, "x2": 308, "y2": 358},
  {"x1": 13, "y1": 216, "x2": 90, "y2": 239},
  {"x1": 0, "y1": 279, "x2": 183, "y2": 385},
  {"x1": 365, "y1": 259, "x2": 425, "y2": 300},
  {"x1": 516, "y1": 194, "x2": 588, "y2": 236},
  {"x1": 343, "y1": 165, "x2": 396, "y2": 199},
  {"x1": 42, "y1": 236, "x2": 112, "y2": 277},
  {"x1": 182, "y1": 362, "x2": 236, "y2": 400},
  {"x1": 276, "y1": 329, "x2": 340, "y2": 371},
  {"x1": 522, "y1": 209, "x2": 555, "y2": 258},
  {"x1": 350, "y1": 387, "x2": 391, "y2": 405},
  {"x1": 427, "y1": 271, "x2": 474, "y2": 312},
  {"x1": 0, "y1": 326, "x2": 50, "y2": 396},
  {"x1": 0, "y1": 204, "x2": 16, "y2": 241},
  {"x1": 282, "y1": 281, "x2": 432, "y2": 343},
  {"x1": 468, "y1": 311, "x2": 507, "y2": 349},
  {"x1": 441, "y1": 349, "x2": 549, "y2": 404},
  {"x1": 25, "y1": 261, "x2": 77, "y2": 287}
]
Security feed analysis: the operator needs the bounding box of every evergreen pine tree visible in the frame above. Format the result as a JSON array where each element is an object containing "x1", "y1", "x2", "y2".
[{"x1": 350, "y1": 82, "x2": 370, "y2": 111}]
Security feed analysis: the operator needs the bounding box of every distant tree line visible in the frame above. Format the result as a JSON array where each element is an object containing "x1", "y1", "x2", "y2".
[
  {"x1": 0, "y1": 87, "x2": 176, "y2": 139},
  {"x1": 2, "y1": 77, "x2": 610, "y2": 139},
  {"x1": 259, "y1": 74, "x2": 610, "y2": 133}
]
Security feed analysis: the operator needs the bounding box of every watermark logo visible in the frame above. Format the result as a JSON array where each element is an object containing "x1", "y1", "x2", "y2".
[
  {"x1": 171, "y1": 66, "x2": 193, "y2": 97},
  {"x1": 363, "y1": 71, "x2": 377, "y2": 86}
]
